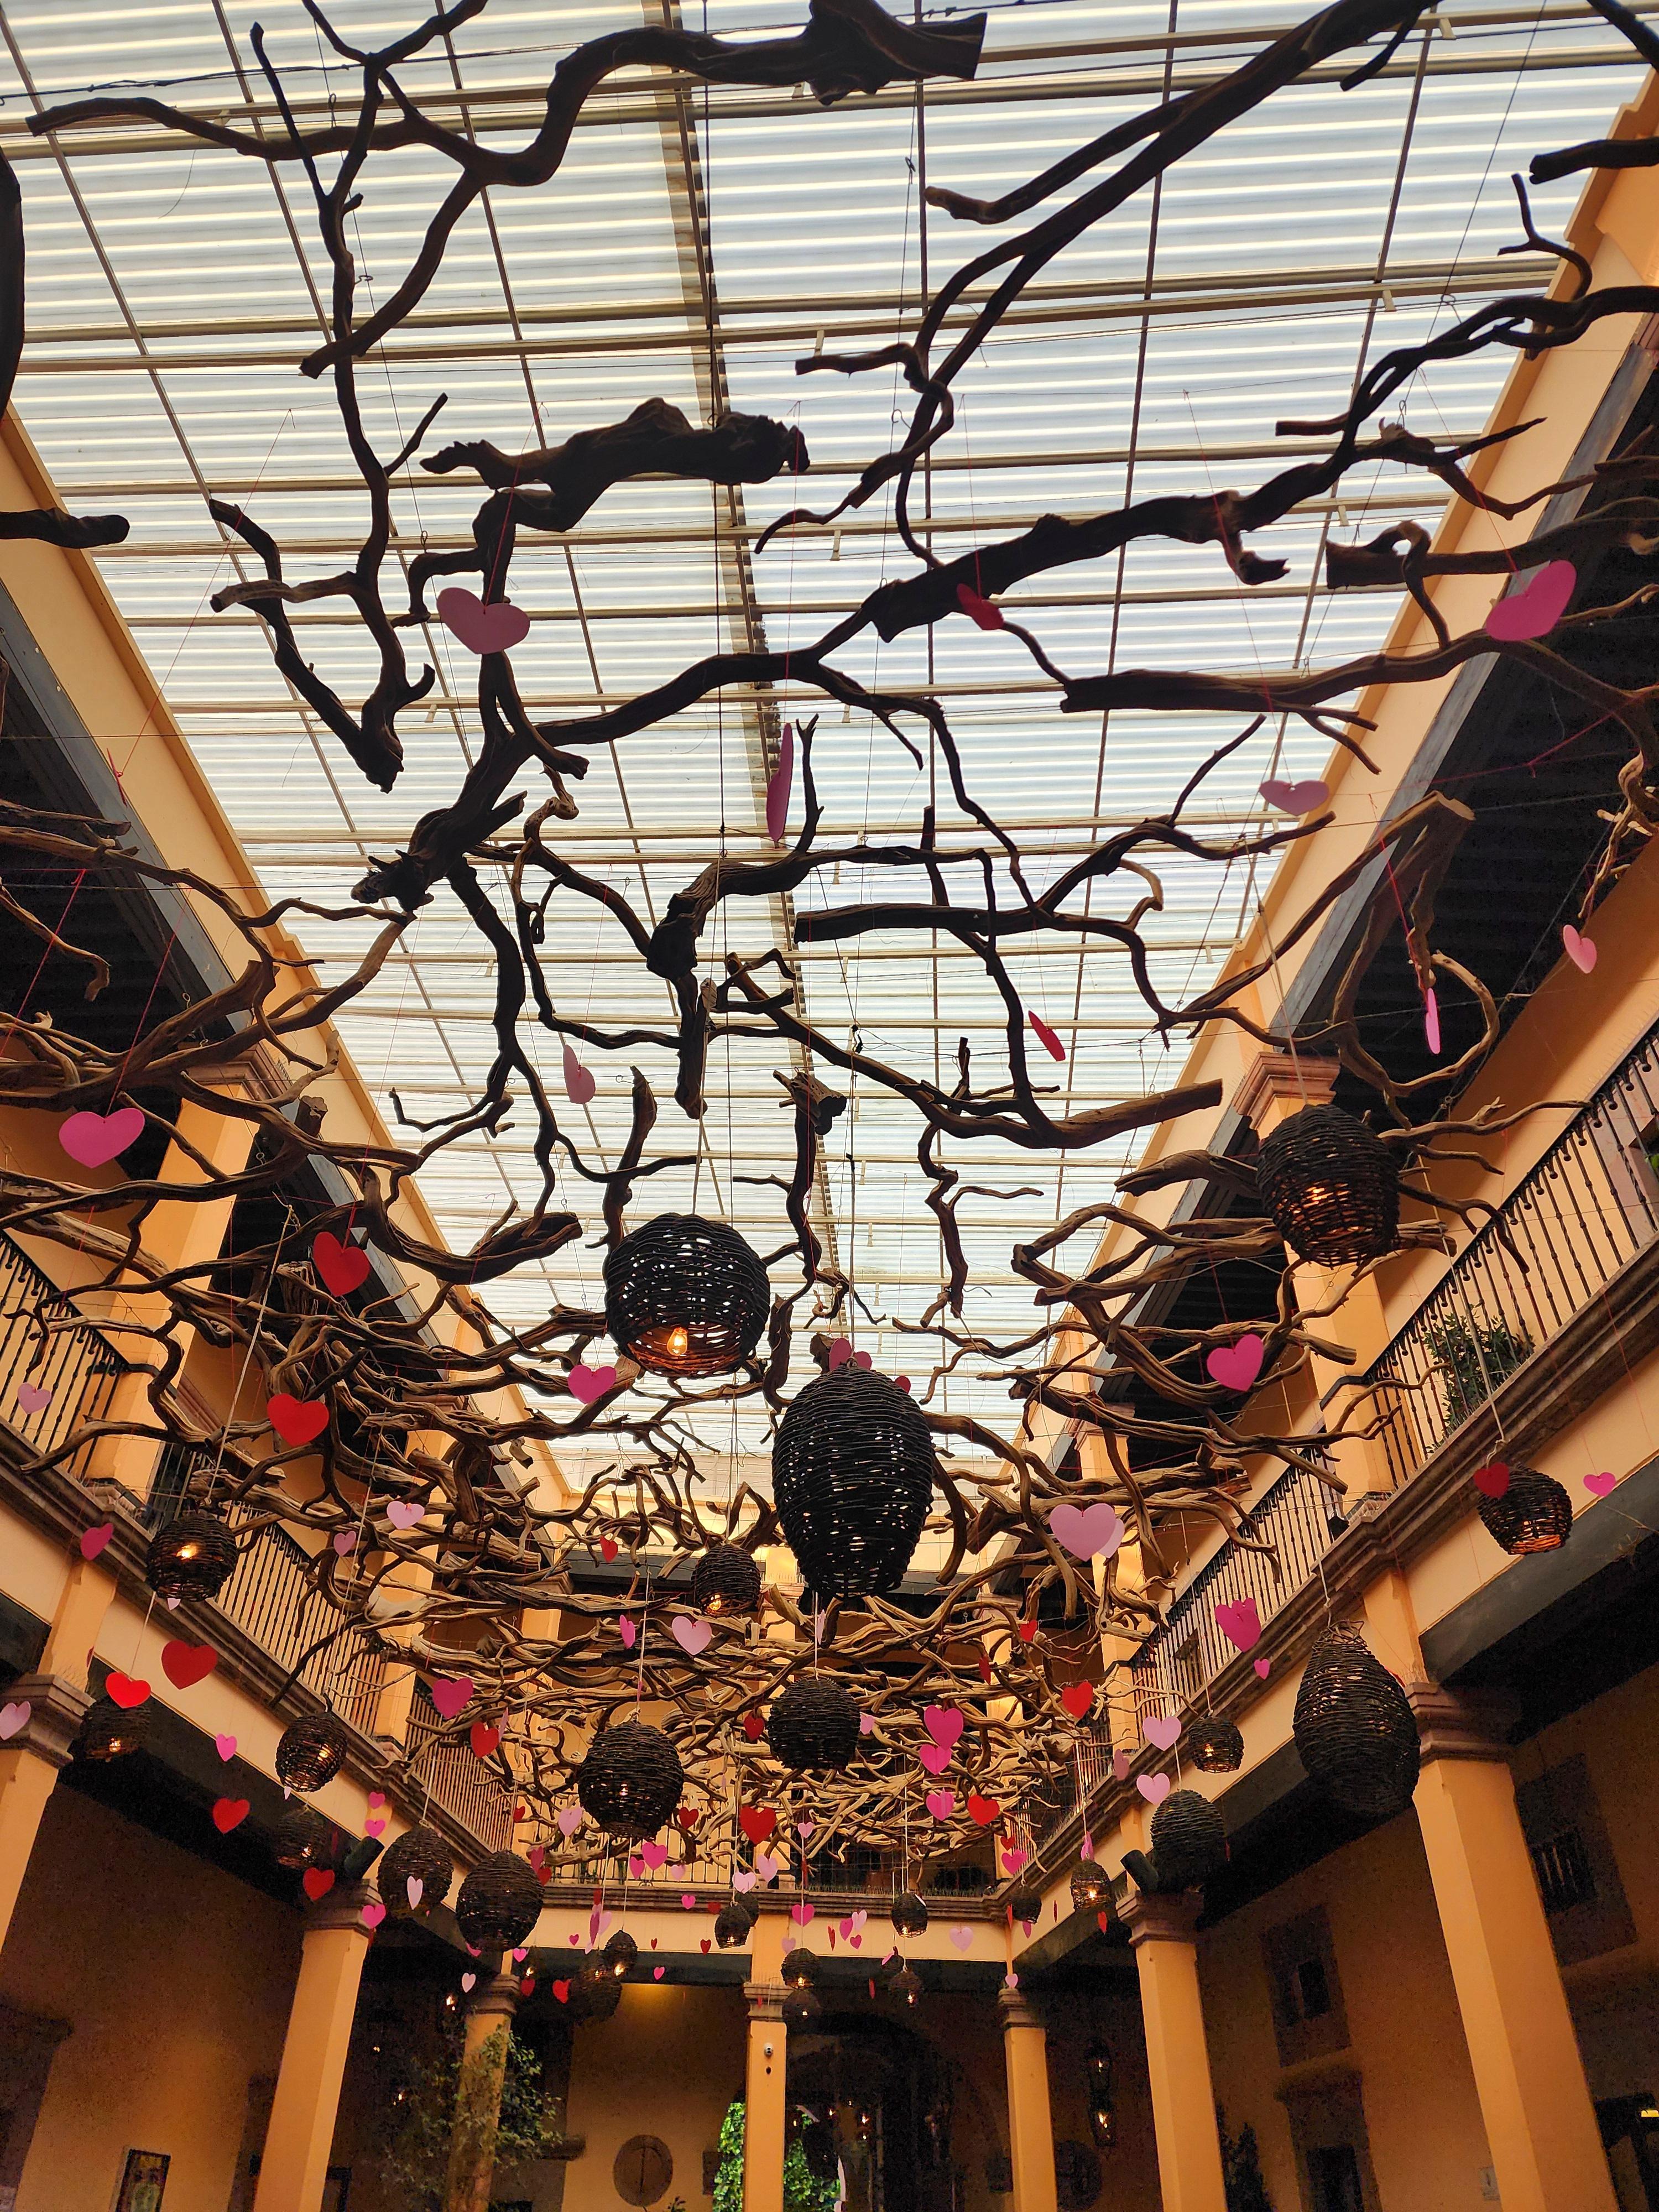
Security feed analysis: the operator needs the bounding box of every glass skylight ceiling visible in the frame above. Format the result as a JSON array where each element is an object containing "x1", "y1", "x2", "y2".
[{"x1": 0, "y1": 0, "x2": 1643, "y2": 1457}]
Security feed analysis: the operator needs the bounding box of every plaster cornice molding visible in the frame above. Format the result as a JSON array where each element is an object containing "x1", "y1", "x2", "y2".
[
  {"x1": 1, "y1": 1673, "x2": 90, "y2": 1768},
  {"x1": 1405, "y1": 1681, "x2": 1520, "y2": 1764},
  {"x1": 743, "y1": 1981, "x2": 787, "y2": 2020},
  {"x1": 996, "y1": 1984, "x2": 1046, "y2": 2033},
  {"x1": 1231, "y1": 1051, "x2": 1340, "y2": 1129},
  {"x1": 302, "y1": 1878, "x2": 377, "y2": 1936},
  {"x1": 1119, "y1": 1887, "x2": 1203, "y2": 1949}
]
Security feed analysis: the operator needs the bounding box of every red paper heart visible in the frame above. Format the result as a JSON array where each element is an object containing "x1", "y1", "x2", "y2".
[
  {"x1": 701, "y1": 1938, "x2": 712, "y2": 1953},
  {"x1": 956, "y1": 582, "x2": 1006, "y2": 630},
  {"x1": 1018, "y1": 1620, "x2": 1038, "y2": 1644},
  {"x1": 978, "y1": 1654, "x2": 993, "y2": 1683},
  {"x1": 268, "y1": 1394, "x2": 329, "y2": 1447},
  {"x1": 1028, "y1": 1011, "x2": 1066, "y2": 1062},
  {"x1": 967, "y1": 1792, "x2": 1001, "y2": 1826},
  {"x1": 212, "y1": 1797, "x2": 249, "y2": 1833},
  {"x1": 80, "y1": 1521, "x2": 114, "y2": 1561},
  {"x1": 106, "y1": 1672, "x2": 150, "y2": 1710},
  {"x1": 599, "y1": 1537, "x2": 619, "y2": 1562},
  {"x1": 302, "y1": 1868, "x2": 335, "y2": 1901},
  {"x1": 1060, "y1": 1682, "x2": 1094, "y2": 1719},
  {"x1": 161, "y1": 1640, "x2": 217, "y2": 1689},
  {"x1": 470, "y1": 1721, "x2": 501, "y2": 1760},
  {"x1": 742, "y1": 1712, "x2": 764, "y2": 1741},
  {"x1": 312, "y1": 1232, "x2": 371, "y2": 1297},
  {"x1": 1097, "y1": 1911, "x2": 1111, "y2": 1933},
  {"x1": 553, "y1": 1979, "x2": 571, "y2": 2002},
  {"x1": 677, "y1": 1805, "x2": 700, "y2": 1829},
  {"x1": 739, "y1": 1806, "x2": 777, "y2": 1844},
  {"x1": 1472, "y1": 1461, "x2": 1511, "y2": 1500},
  {"x1": 437, "y1": 585, "x2": 531, "y2": 655},
  {"x1": 766, "y1": 722, "x2": 795, "y2": 844}
]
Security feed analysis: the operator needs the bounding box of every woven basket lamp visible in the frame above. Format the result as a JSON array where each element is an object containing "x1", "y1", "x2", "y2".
[
  {"x1": 145, "y1": 1509, "x2": 239, "y2": 1604},
  {"x1": 690, "y1": 1542, "x2": 763, "y2": 1618},
  {"x1": 1006, "y1": 1887, "x2": 1042, "y2": 1927},
  {"x1": 1477, "y1": 1466, "x2": 1573, "y2": 1556},
  {"x1": 569, "y1": 1960, "x2": 623, "y2": 2023},
  {"x1": 1256, "y1": 1104, "x2": 1401, "y2": 1268},
  {"x1": 890, "y1": 1964, "x2": 923, "y2": 2009},
  {"x1": 1187, "y1": 1716, "x2": 1245, "y2": 1773},
  {"x1": 715, "y1": 1899, "x2": 755, "y2": 1950},
  {"x1": 603, "y1": 1928, "x2": 639, "y2": 1978},
  {"x1": 766, "y1": 1677, "x2": 861, "y2": 1773},
  {"x1": 275, "y1": 1712, "x2": 351, "y2": 1794},
  {"x1": 1149, "y1": 1789, "x2": 1227, "y2": 1887},
  {"x1": 456, "y1": 1850, "x2": 544, "y2": 1950},
  {"x1": 1293, "y1": 1623, "x2": 1421, "y2": 1819},
  {"x1": 773, "y1": 1366, "x2": 936, "y2": 1599},
  {"x1": 890, "y1": 1891, "x2": 929, "y2": 1937},
  {"x1": 781, "y1": 1945, "x2": 818, "y2": 1989},
  {"x1": 80, "y1": 1691, "x2": 152, "y2": 1762},
  {"x1": 273, "y1": 1802, "x2": 332, "y2": 1869},
  {"x1": 603, "y1": 1213, "x2": 770, "y2": 1378},
  {"x1": 378, "y1": 1822, "x2": 454, "y2": 1913},
  {"x1": 577, "y1": 1719, "x2": 684, "y2": 1841},
  {"x1": 782, "y1": 1986, "x2": 822, "y2": 2030},
  {"x1": 1070, "y1": 1866, "x2": 1110, "y2": 1914}
]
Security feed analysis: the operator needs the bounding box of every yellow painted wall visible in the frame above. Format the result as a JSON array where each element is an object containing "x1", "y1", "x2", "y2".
[
  {"x1": 0, "y1": 1782, "x2": 299, "y2": 2212},
  {"x1": 1043, "y1": 1986, "x2": 1159, "y2": 2212},
  {"x1": 562, "y1": 1983, "x2": 747, "y2": 2212}
]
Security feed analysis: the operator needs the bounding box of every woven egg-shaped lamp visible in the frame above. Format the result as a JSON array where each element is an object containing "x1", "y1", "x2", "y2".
[
  {"x1": 273, "y1": 1802, "x2": 332, "y2": 1869},
  {"x1": 691, "y1": 1541, "x2": 763, "y2": 1618},
  {"x1": 1477, "y1": 1465, "x2": 1573, "y2": 1556},
  {"x1": 1187, "y1": 1716, "x2": 1245, "y2": 1773},
  {"x1": 568, "y1": 1957, "x2": 623, "y2": 2023},
  {"x1": 603, "y1": 1214, "x2": 770, "y2": 1378},
  {"x1": 766, "y1": 1677, "x2": 861, "y2": 1773},
  {"x1": 80, "y1": 1691, "x2": 152, "y2": 1762},
  {"x1": 782, "y1": 1986, "x2": 822, "y2": 2030},
  {"x1": 577, "y1": 1719, "x2": 684, "y2": 1842},
  {"x1": 145, "y1": 1508, "x2": 239, "y2": 1604},
  {"x1": 275, "y1": 1712, "x2": 351, "y2": 1793},
  {"x1": 890, "y1": 1965, "x2": 923, "y2": 2008},
  {"x1": 890, "y1": 1890, "x2": 928, "y2": 1937},
  {"x1": 1256, "y1": 1104, "x2": 1400, "y2": 1268},
  {"x1": 781, "y1": 1946, "x2": 817, "y2": 1989},
  {"x1": 1006, "y1": 1887, "x2": 1042, "y2": 1927},
  {"x1": 1149, "y1": 1789, "x2": 1227, "y2": 1887},
  {"x1": 1293, "y1": 1623, "x2": 1421, "y2": 1819},
  {"x1": 1071, "y1": 1866, "x2": 1110, "y2": 1914},
  {"x1": 455, "y1": 1850, "x2": 543, "y2": 1950},
  {"x1": 773, "y1": 1365, "x2": 936, "y2": 1599},
  {"x1": 715, "y1": 1899, "x2": 755, "y2": 1949},
  {"x1": 378, "y1": 1822, "x2": 453, "y2": 1913},
  {"x1": 602, "y1": 1928, "x2": 638, "y2": 1978}
]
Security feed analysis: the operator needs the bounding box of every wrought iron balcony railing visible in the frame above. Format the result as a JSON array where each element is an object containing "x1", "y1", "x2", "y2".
[{"x1": 0, "y1": 1233, "x2": 128, "y2": 1480}]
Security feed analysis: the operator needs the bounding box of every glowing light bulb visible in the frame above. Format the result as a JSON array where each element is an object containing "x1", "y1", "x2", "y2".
[{"x1": 666, "y1": 1324, "x2": 690, "y2": 1359}]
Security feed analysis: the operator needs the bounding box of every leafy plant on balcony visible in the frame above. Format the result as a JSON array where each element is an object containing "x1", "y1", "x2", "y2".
[{"x1": 1423, "y1": 1313, "x2": 1533, "y2": 1428}]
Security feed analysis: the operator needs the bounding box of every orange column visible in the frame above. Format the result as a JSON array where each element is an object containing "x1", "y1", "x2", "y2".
[
  {"x1": 444, "y1": 1968, "x2": 520, "y2": 2212},
  {"x1": 0, "y1": 1674, "x2": 88, "y2": 1944},
  {"x1": 1121, "y1": 1888, "x2": 1227, "y2": 2212},
  {"x1": 998, "y1": 1985, "x2": 1059, "y2": 2212},
  {"x1": 743, "y1": 1910, "x2": 788, "y2": 2212},
  {"x1": 1409, "y1": 1687, "x2": 1618, "y2": 2212},
  {"x1": 252, "y1": 1881, "x2": 373, "y2": 2212}
]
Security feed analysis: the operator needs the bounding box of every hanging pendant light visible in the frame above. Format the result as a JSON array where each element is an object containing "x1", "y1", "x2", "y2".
[
  {"x1": 80, "y1": 1691, "x2": 151, "y2": 1761},
  {"x1": 603, "y1": 1214, "x2": 770, "y2": 1378},
  {"x1": 1293, "y1": 1623, "x2": 1421, "y2": 1819},
  {"x1": 773, "y1": 1365, "x2": 936, "y2": 1598},
  {"x1": 1085, "y1": 2042, "x2": 1117, "y2": 2151},
  {"x1": 455, "y1": 1850, "x2": 543, "y2": 1949},
  {"x1": 1149, "y1": 1789, "x2": 1227, "y2": 1887},
  {"x1": 1186, "y1": 1716, "x2": 1244, "y2": 1773},
  {"x1": 715, "y1": 1898, "x2": 755, "y2": 1949},
  {"x1": 1256, "y1": 1104, "x2": 1400, "y2": 1267},
  {"x1": 602, "y1": 1927, "x2": 639, "y2": 1978},
  {"x1": 378, "y1": 1823, "x2": 454, "y2": 1913},
  {"x1": 890, "y1": 1963, "x2": 923, "y2": 2008},
  {"x1": 890, "y1": 1890, "x2": 928, "y2": 1937},
  {"x1": 275, "y1": 1712, "x2": 351, "y2": 1793},
  {"x1": 1071, "y1": 1866, "x2": 1110, "y2": 1914},
  {"x1": 1006, "y1": 1886, "x2": 1042, "y2": 1928},
  {"x1": 1476, "y1": 1465, "x2": 1573, "y2": 1555},
  {"x1": 690, "y1": 1542, "x2": 763, "y2": 1618},
  {"x1": 145, "y1": 1508, "x2": 239, "y2": 1604},
  {"x1": 765, "y1": 1677, "x2": 861, "y2": 1772},
  {"x1": 782, "y1": 1985, "x2": 822, "y2": 2029},
  {"x1": 781, "y1": 1946, "x2": 817, "y2": 1990},
  {"x1": 273, "y1": 1802, "x2": 332, "y2": 1869},
  {"x1": 577, "y1": 1719, "x2": 684, "y2": 1841}
]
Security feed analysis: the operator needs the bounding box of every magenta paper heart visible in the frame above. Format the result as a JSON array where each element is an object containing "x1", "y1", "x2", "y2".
[
  {"x1": 1001, "y1": 1846, "x2": 1030, "y2": 1872},
  {"x1": 639, "y1": 1839, "x2": 669, "y2": 1869},
  {"x1": 437, "y1": 586, "x2": 531, "y2": 655},
  {"x1": 653, "y1": 1965, "x2": 666, "y2": 1979},
  {"x1": 1029, "y1": 1011, "x2": 1066, "y2": 1062},
  {"x1": 1048, "y1": 1501, "x2": 1124, "y2": 1561},
  {"x1": 1112, "y1": 1749, "x2": 1131, "y2": 1781},
  {"x1": 1206, "y1": 1334, "x2": 1265, "y2": 1392},
  {"x1": 1136, "y1": 1772, "x2": 1172, "y2": 1805},
  {"x1": 365, "y1": 1817, "x2": 387, "y2": 1838},
  {"x1": 672, "y1": 1615, "x2": 713, "y2": 1657},
  {"x1": 628, "y1": 1855, "x2": 645, "y2": 1880},
  {"x1": 925, "y1": 1789, "x2": 955, "y2": 1821},
  {"x1": 430, "y1": 1675, "x2": 474, "y2": 1720},
  {"x1": 619, "y1": 1616, "x2": 637, "y2": 1650},
  {"x1": 513, "y1": 1947, "x2": 529, "y2": 1963},
  {"x1": 949, "y1": 1923, "x2": 973, "y2": 1952},
  {"x1": 80, "y1": 1521, "x2": 114, "y2": 1561},
  {"x1": 754, "y1": 1851, "x2": 780, "y2": 1882},
  {"x1": 957, "y1": 583, "x2": 1005, "y2": 630},
  {"x1": 406, "y1": 1877, "x2": 425, "y2": 1909},
  {"x1": 557, "y1": 1806, "x2": 582, "y2": 1838},
  {"x1": 918, "y1": 1743, "x2": 952, "y2": 1776},
  {"x1": 1214, "y1": 1597, "x2": 1262, "y2": 1652},
  {"x1": 561, "y1": 1041, "x2": 597, "y2": 1106},
  {"x1": 1585, "y1": 1470, "x2": 1617, "y2": 1497},
  {"x1": 1484, "y1": 558, "x2": 1575, "y2": 642},
  {"x1": 924, "y1": 1705, "x2": 964, "y2": 1750},
  {"x1": 215, "y1": 1732, "x2": 237, "y2": 1762},
  {"x1": 569, "y1": 1364, "x2": 618, "y2": 1405},
  {"x1": 60, "y1": 1105, "x2": 144, "y2": 1168},
  {"x1": 732, "y1": 1869, "x2": 757, "y2": 1893},
  {"x1": 1260, "y1": 778, "x2": 1329, "y2": 816},
  {"x1": 589, "y1": 1908, "x2": 612, "y2": 1940},
  {"x1": 1424, "y1": 987, "x2": 1442, "y2": 1056},
  {"x1": 1254, "y1": 1657, "x2": 1272, "y2": 1679},
  {"x1": 766, "y1": 721, "x2": 794, "y2": 844},
  {"x1": 568, "y1": 1933, "x2": 580, "y2": 1945},
  {"x1": 682, "y1": 1892, "x2": 696, "y2": 1908},
  {"x1": 791, "y1": 1902, "x2": 815, "y2": 1925},
  {"x1": 1143, "y1": 1714, "x2": 1181, "y2": 1751},
  {"x1": 385, "y1": 1500, "x2": 424, "y2": 1530},
  {"x1": 15, "y1": 1381, "x2": 51, "y2": 1415},
  {"x1": 371, "y1": 1794, "x2": 388, "y2": 1812},
  {"x1": 360, "y1": 1898, "x2": 387, "y2": 1929},
  {"x1": 1562, "y1": 925, "x2": 1597, "y2": 974},
  {"x1": 332, "y1": 1529, "x2": 358, "y2": 1556},
  {"x1": 0, "y1": 1700, "x2": 30, "y2": 1741},
  {"x1": 828, "y1": 1337, "x2": 855, "y2": 1368},
  {"x1": 840, "y1": 1917, "x2": 855, "y2": 1938},
  {"x1": 849, "y1": 1934, "x2": 863, "y2": 1949}
]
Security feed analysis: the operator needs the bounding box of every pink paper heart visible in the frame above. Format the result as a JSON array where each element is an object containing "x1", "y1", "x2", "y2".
[
  {"x1": 766, "y1": 721, "x2": 794, "y2": 844},
  {"x1": 732, "y1": 1870, "x2": 757, "y2": 1893},
  {"x1": 385, "y1": 1500, "x2": 423, "y2": 1530},
  {"x1": 1048, "y1": 1501, "x2": 1124, "y2": 1561},
  {"x1": 589, "y1": 1908, "x2": 612, "y2": 1940},
  {"x1": 653, "y1": 1965, "x2": 666, "y2": 1980},
  {"x1": 1001, "y1": 1845, "x2": 1029, "y2": 1872},
  {"x1": 461, "y1": 1971, "x2": 477, "y2": 1992},
  {"x1": 925, "y1": 1790, "x2": 955, "y2": 1821},
  {"x1": 1562, "y1": 925, "x2": 1597, "y2": 975},
  {"x1": 332, "y1": 1529, "x2": 358, "y2": 1556},
  {"x1": 1112, "y1": 1750, "x2": 1131, "y2": 1782},
  {"x1": 364, "y1": 1817, "x2": 387, "y2": 1838},
  {"x1": 859, "y1": 1712, "x2": 875, "y2": 1734},
  {"x1": 619, "y1": 1616, "x2": 637, "y2": 1650},
  {"x1": 568, "y1": 1933, "x2": 580, "y2": 1945},
  {"x1": 918, "y1": 1743, "x2": 952, "y2": 1776},
  {"x1": 1206, "y1": 1334, "x2": 1265, "y2": 1392},
  {"x1": 956, "y1": 583, "x2": 1005, "y2": 630},
  {"x1": 640, "y1": 1839, "x2": 669, "y2": 1869},
  {"x1": 365, "y1": 1792, "x2": 384, "y2": 1810},
  {"x1": 406, "y1": 1877, "x2": 425, "y2": 1909},
  {"x1": 950, "y1": 1923, "x2": 973, "y2": 1951},
  {"x1": 791, "y1": 1902, "x2": 814, "y2": 1925},
  {"x1": 80, "y1": 1521, "x2": 114, "y2": 1561},
  {"x1": 754, "y1": 1851, "x2": 780, "y2": 1882},
  {"x1": 1254, "y1": 1657, "x2": 1272, "y2": 1679},
  {"x1": 1584, "y1": 1470, "x2": 1618, "y2": 1497},
  {"x1": 430, "y1": 1675, "x2": 474, "y2": 1720},
  {"x1": 1029, "y1": 1010, "x2": 1066, "y2": 1062},
  {"x1": 59, "y1": 1105, "x2": 145, "y2": 1168},
  {"x1": 1214, "y1": 1597, "x2": 1262, "y2": 1652},
  {"x1": 828, "y1": 1337, "x2": 855, "y2": 1369},
  {"x1": 557, "y1": 1806, "x2": 582, "y2": 1838},
  {"x1": 1259, "y1": 777, "x2": 1329, "y2": 816},
  {"x1": 924, "y1": 1705, "x2": 964, "y2": 1750},
  {"x1": 0, "y1": 1700, "x2": 30, "y2": 1741},
  {"x1": 361, "y1": 1900, "x2": 387, "y2": 1929},
  {"x1": 437, "y1": 586, "x2": 531, "y2": 655},
  {"x1": 672, "y1": 1615, "x2": 713, "y2": 1657},
  {"x1": 569, "y1": 1364, "x2": 618, "y2": 1405},
  {"x1": 1136, "y1": 1772, "x2": 1172, "y2": 1805},
  {"x1": 796, "y1": 1822, "x2": 815, "y2": 1841},
  {"x1": 1484, "y1": 558, "x2": 1575, "y2": 642},
  {"x1": 849, "y1": 1934, "x2": 862, "y2": 1949},
  {"x1": 562, "y1": 1041, "x2": 597, "y2": 1107},
  {"x1": 1424, "y1": 987, "x2": 1442, "y2": 1056},
  {"x1": 15, "y1": 1381, "x2": 51, "y2": 1415},
  {"x1": 215, "y1": 1732, "x2": 237, "y2": 1762},
  {"x1": 1143, "y1": 1714, "x2": 1181, "y2": 1751},
  {"x1": 628, "y1": 1857, "x2": 644, "y2": 1881},
  {"x1": 511, "y1": 1946, "x2": 529, "y2": 1963},
  {"x1": 682, "y1": 1893, "x2": 696, "y2": 1909}
]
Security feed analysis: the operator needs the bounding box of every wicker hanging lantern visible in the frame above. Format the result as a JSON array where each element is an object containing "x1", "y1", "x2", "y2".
[
  {"x1": 273, "y1": 1802, "x2": 332, "y2": 1869},
  {"x1": 568, "y1": 1959, "x2": 623, "y2": 2023},
  {"x1": 890, "y1": 1891, "x2": 928, "y2": 1937},
  {"x1": 603, "y1": 1213, "x2": 770, "y2": 1378},
  {"x1": 577, "y1": 1720, "x2": 684, "y2": 1842},
  {"x1": 378, "y1": 1823, "x2": 454, "y2": 1913},
  {"x1": 1256, "y1": 1104, "x2": 1400, "y2": 1268},
  {"x1": 715, "y1": 1899, "x2": 755, "y2": 1949},
  {"x1": 1071, "y1": 1866, "x2": 1110, "y2": 1914},
  {"x1": 1006, "y1": 1887, "x2": 1042, "y2": 1928},
  {"x1": 602, "y1": 1928, "x2": 639, "y2": 1978},
  {"x1": 781, "y1": 1946, "x2": 817, "y2": 1989},
  {"x1": 1293, "y1": 1623, "x2": 1421, "y2": 1819},
  {"x1": 773, "y1": 1366, "x2": 936, "y2": 1598},
  {"x1": 1477, "y1": 1465, "x2": 1573, "y2": 1556},
  {"x1": 455, "y1": 1849, "x2": 544, "y2": 1950},
  {"x1": 782, "y1": 1986, "x2": 822, "y2": 2030},
  {"x1": 275, "y1": 1712, "x2": 351, "y2": 1793},
  {"x1": 80, "y1": 1691, "x2": 151, "y2": 1761},
  {"x1": 1149, "y1": 1790, "x2": 1227, "y2": 1887},
  {"x1": 890, "y1": 1964, "x2": 923, "y2": 2008},
  {"x1": 1187, "y1": 1716, "x2": 1245, "y2": 1773},
  {"x1": 766, "y1": 1677, "x2": 861, "y2": 1773},
  {"x1": 145, "y1": 1509, "x2": 239, "y2": 1604},
  {"x1": 690, "y1": 1542, "x2": 763, "y2": 1618}
]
